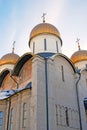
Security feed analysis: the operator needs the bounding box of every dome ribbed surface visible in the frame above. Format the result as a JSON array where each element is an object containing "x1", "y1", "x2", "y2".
[
  {"x1": 29, "y1": 23, "x2": 61, "y2": 42},
  {"x1": 0, "y1": 53, "x2": 20, "y2": 65},
  {"x1": 70, "y1": 50, "x2": 87, "y2": 63}
]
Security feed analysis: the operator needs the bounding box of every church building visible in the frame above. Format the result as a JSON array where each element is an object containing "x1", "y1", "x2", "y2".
[{"x1": 0, "y1": 17, "x2": 87, "y2": 130}]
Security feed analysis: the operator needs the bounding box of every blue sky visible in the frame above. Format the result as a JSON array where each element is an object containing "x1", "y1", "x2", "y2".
[{"x1": 0, "y1": 0, "x2": 87, "y2": 58}]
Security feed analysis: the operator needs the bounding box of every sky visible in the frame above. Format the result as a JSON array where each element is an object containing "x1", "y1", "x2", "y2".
[{"x1": 0, "y1": 0, "x2": 87, "y2": 58}]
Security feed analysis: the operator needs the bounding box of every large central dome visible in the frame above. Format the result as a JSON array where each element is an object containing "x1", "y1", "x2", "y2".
[
  {"x1": 29, "y1": 22, "x2": 62, "y2": 45},
  {"x1": 29, "y1": 22, "x2": 62, "y2": 55}
]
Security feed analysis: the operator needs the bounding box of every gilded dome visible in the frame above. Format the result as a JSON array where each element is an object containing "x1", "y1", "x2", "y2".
[
  {"x1": 29, "y1": 22, "x2": 62, "y2": 45},
  {"x1": 70, "y1": 50, "x2": 87, "y2": 63},
  {"x1": 0, "y1": 53, "x2": 20, "y2": 66}
]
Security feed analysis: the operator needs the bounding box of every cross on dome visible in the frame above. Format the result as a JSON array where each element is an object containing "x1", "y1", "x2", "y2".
[
  {"x1": 41, "y1": 13, "x2": 46, "y2": 23},
  {"x1": 76, "y1": 38, "x2": 81, "y2": 50},
  {"x1": 12, "y1": 41, "x2": 16, "y2": 53}
]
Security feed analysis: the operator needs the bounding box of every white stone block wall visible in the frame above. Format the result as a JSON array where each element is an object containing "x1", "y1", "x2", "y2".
[
  {"x1": 46, "y1": 56, "x2": 80, "y2": 130},
  {"x1": 30, "y1": 34, "x2": 62, "y2": 54},
  {"x1": 74, "y1": 60, "x2": 87, "y2": 69},
  {"x1": 31, "y1": 56, "x2": 47, "y2": 130}
]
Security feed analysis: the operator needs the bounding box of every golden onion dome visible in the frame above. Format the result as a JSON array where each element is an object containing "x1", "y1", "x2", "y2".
[
  {"x1": 0, "y1": 53, "x2": 20, "y2": 66},
  {"x1": 70, "y1": 50, "x2": 87, "y2": 63},
  {"x1": 29, "y1": 22, "x2": 62, "y2": 45}
]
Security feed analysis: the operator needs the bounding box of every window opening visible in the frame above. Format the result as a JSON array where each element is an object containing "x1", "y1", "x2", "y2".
[
  {"x1": 33, "y1": 42, "x2": 35, "y2": 53},
  {"x1": 56, "y1": 41, "x2": 58, "y2": 53},
  {"x1": 23, "y1": 103, "x2": 27, "y2": 127},
  {"x1": 61, "y1": 65, "x2": 64, "y2": 81},
  {"x1": 0, "y1": 112, "x2": 3, "y2": 130},
  {"x1": 44, "y1": 39, "x2": 47, "y2": 50},
  {"x1": 10, "y1": 109, "x2": 14, "y2": 130}
]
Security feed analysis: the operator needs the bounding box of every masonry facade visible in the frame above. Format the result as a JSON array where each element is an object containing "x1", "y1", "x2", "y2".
[{"x1": 0, "y1": 21, "x2": 87, "y2": 130}]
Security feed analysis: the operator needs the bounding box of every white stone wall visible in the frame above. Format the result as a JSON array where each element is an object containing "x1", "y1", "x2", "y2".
[
  {"x1": 0, "y1": 54, "x2": 87, "y2": 130},
  {"x1": 0, "y1": 89, "x2": 31, "y2": 130},
  {"x1": 78, "y1": 70, "x2": 87, "y2": 130},
  {"x1": 31, "y1": 56, "x2": 47, "y2": 130},
  {"x1": 0, "y1": 100, "x2": 7, "y2": 130},
  {"x1": 31, "y1": 55, "x2": 81, "y2": 130},
  {"x1": 30, "y1": 34, "x2": 62, "y2": 54},
  {"x1": 74, "y1": 60, "x2": 87, "y2": 69},
  {"x1": 0, "y1": 64, "x2": 14, "y2": 72},
  {"x1": 46, "y1": 56, "x2": 80, "y2": 130}
]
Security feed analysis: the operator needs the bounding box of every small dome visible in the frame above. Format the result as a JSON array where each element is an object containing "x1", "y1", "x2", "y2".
[
  {"x1": 0, "y1": 53, "x2": 20, "y2": 66},
  {"x1": 70, "y1": 50, "x2": 87, "y2": 63},
  {"x1": 29, "y1": 22, "x2": 62, "y2": 45}
]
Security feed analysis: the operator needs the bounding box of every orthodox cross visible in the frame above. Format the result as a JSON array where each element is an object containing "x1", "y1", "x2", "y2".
[
  {"x1": 76, "y1": 38, "x2": 80, "y2": 50},
  {"x1": 12, "y1": 41, "x2": 15, "y2": 53},
  {"x1": 42, "y1": 13, "x2": 46, "y2": 23}
]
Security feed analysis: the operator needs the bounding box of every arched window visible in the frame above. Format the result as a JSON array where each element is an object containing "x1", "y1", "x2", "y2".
[
  {"x1": 84, "y1": 98, "x2": 87, "y2": 122},
  {"x1": 86, "y1": 79, "x2": 87, "y2": 88},
  {"x1": 65, "y1": 107, "x2": 69, "y2": 126},
  {"x1": 23, "y1": 103, "x2": 27, "y2": 127},
  {"x1": 61, "y1": 65, "x2": 65, "y2": 81},
  {"x1": 10, "y1": 108, "x2": 14, "y2": 130},
  {"x1": 0, "y1": 111, "x2": 3, "y2": 130},
  {"x1": 33, "y1": 42, "x2": 35, "y2": 53},
  {"x1": 56, "y1": 41, "x2": 58, "y2": 53},
  {"x1": 44, "y1": 39, "x2": 47, "y2": 50}
]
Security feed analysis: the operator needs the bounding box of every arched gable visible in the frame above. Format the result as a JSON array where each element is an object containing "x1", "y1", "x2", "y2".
[
  {"x1": 0, "y1": 69, "x2": 10, "y2": 87},
  {"x1": 13, "y1": 53, "x2": 33, "y2": 76},
  {"x1": 51, "y1": 53, "x2": 76, "y2": 73}
]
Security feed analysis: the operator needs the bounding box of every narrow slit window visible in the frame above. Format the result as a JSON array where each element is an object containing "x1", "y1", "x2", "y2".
[
  {"x1": 61, "y1": 65, "x2": 64, "y2": 81},
  {"x1": 86, "y1": 79, "x2": 87, "y2": 88},
  {"x1": 55, "y1": 105, "x2": 58, "y2": 126},
  {"x1": 0, "y1": 112, "x2": 3, "y2": 130},
  {"x1": 33, "y1": 42, "x2": 35, "y2": 53},
  {"x1": 65, "y1": 107, "x2": 69, "y2": 126},
  {"x1": 86, "y1": 111, "x2": 87, "y2": 122},
  {"x1": 86, "y1": 64, "x2": 87, "y2": 69},
  {"x1": 44, "y1": 39, "x2": 47, "y2": 50},
  {"x1": 10, "y1": 108, "x2": 14, "y2": 130},
  {"x1": 84, "y1": 99, "x2": 87, "y2": 122},
  {"x1": 56, "y1": 41, "x2": 58, "y2": 53},
  {"x1": 23, "y1": 103, "x2": 27, "y2": 128}
]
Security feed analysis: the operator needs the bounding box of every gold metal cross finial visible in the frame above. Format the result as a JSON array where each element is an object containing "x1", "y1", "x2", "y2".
[
  {"x1": 12, "y1": 41, "x2": 15, "y2": 53},
  {"x1": 76, "y1": 38, "x2": 80, "y2": 50},
  {"x1": 41, "y1": 13, "x2": 46, "y2": 23}
]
